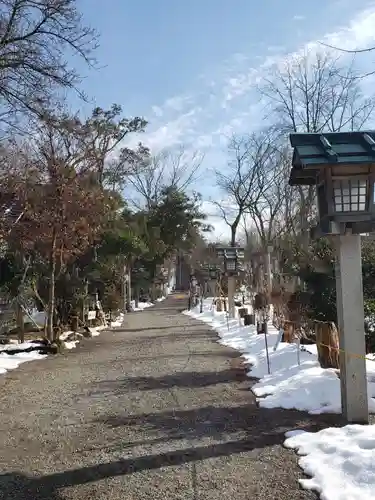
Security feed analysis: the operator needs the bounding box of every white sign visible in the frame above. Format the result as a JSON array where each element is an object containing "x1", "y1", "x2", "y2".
[
  {"x1": 87, "y1": 310, "x2": 96, "y2": 320},
  {"x1": 273, "y1": 328, "x2": 284, "y2": 351}
]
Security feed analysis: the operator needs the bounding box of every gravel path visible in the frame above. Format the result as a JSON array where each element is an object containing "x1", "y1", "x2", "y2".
[{"x1": 0, "y1": 294, "x2": 342, "y2": 500}]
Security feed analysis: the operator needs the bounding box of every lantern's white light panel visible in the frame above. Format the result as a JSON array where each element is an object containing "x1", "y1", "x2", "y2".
[{"x1": 333, "y1": 179, "x2": 367, "y2": 213}]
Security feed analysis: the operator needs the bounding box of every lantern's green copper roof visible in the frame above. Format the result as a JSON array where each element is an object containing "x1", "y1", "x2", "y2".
[{"x1": 289, "y1": 131, "x2": 375, "y2": 185}]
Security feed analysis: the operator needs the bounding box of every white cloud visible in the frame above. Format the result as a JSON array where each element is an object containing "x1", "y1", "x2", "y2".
[
  {"x1": 321, "y1": 6, "x2": 375, "y2": 51},
  {"x1": 164, "y1": 95, "x2": 192, "y2": 112},
  {"x1": 194, "y1": 134, "x2": 214, "y2": 148},
  {"x1": 151, "y1": 105, "x2": 163, "y2": 117},
  {"x1": 200, "y1": 200, "x2": 231, "y2": 242},
  {"x1": 293, "y1": 15, "x2": 305, "y2": 21},
  {"x1": 202, "y1": 198, "x2": 259, "y2": 242},
  {"x1": 220, "y1": 6, "x2": 375, "y2": 107},
  {"x1": 115, "y1": 4, "x2": 375, "y2": 241},
  {"x1": 126, "y1": 3, "x2": 375, "y2": 194},
  {"x1": 205, "y1": 217, "x2": 230, "y2": 242},
  {"x1": 267, "y1": 45, "x2": 286, "y2": 53},
  {"x1": 130, "y1": 107, "x2": 201, "y2": 152}
]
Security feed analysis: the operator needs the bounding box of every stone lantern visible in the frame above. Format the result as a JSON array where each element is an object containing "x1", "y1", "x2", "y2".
[
  {"x1": 216, "y1": 247, "x2": 245, "y2": 275},
  {"x1": 290, "y1": 131, "x2": 375, "y2": 236},
  {"x1": 289, "y1": 131, "x2": 375, "y2": 424},
  {"x1": 216, "y1": 247, "x2": 244, "y2": 317}
]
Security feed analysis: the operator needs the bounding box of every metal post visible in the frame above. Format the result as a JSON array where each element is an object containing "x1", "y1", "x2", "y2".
[
  {"x1": 265, "y1": 247, "x2": 272, "y2": 296},
  {"x1": 227, "y1": 275, "x2": 236, "y2": 318},
  {"x1": 335, "y1": 233, "x2": 368, "y2": 423},
  {"x1": 123, "y1": 265, "x2": 128, "y2": 314},
  {"x1": 263, "y1": 319, "x2": 271, "y2": 375},
  {"x1": 82, "y1": 278, "x2": 88, "y2": 323},
  {"x1": 296, "y1": 337, "x2": 301, "y2": 366},
  {"x1": 127, "y1": 267, "x2": 132, "y2": 311},
  {"x1": 179, "y1": 251, "x2": 182, "y2": 290}
]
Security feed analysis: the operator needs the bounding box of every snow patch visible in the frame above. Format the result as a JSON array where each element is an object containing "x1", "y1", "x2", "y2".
[
  {"x1": 284, "y1": 424, "x2": 375, "y2": 500},
  {"x1": 184, "y1": 299, "x2": 375, "y2": 415},
  {"x1": 0, "y1": 348, "x2": 47, "y2": 375},
  {"x1": 132, "y1": 300, "x2": 154, "y2": 311},
  {"x1": 110, "y1": 313, "x2": 125, "y2": 327}
]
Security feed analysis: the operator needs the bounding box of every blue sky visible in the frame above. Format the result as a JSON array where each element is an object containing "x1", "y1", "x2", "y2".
[{"x1": 75, "y1": 0, "x2": 375, "y2": 237}]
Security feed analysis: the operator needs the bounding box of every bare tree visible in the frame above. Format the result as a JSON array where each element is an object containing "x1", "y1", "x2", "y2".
[
  {"x1": 214, "y1": 132, "x2": 275, "y2": 246},
  {"x1": 261, "y1": 51, "x2": 375, "y2": 134},
  {"x1": 260, "y1": 50, "x2": 375, "y2": 247},
  {"x1": 247, "y1": 147, "x2": 290, "y2": 247},
  {"x1": 0, "y1": 0, "x2": 98, "y2": 129},
  {"x1": 127, "y1": 145, "x2": 204, "y2": 210}
]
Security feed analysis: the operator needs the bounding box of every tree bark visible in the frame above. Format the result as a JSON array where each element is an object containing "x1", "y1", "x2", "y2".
[
  {"x1": 16, "y1": 301, "x2": 25, "y2": 344},
  {"x1": 315, "y1": 321, "x2": 340, "y2": 369}
]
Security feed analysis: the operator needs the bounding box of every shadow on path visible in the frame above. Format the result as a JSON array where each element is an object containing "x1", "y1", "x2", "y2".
[
  {"x1": 0, "y1": 473, "x2": 63, "y2": 500},
  {"x1": 90, "y1": 369, "x2": 248, "y2": 394},
  {"x1": 0, "y1": 404, "x2": 342, "y2": 499},
  {"x1": 94, "y1": 404, "x2": 344, "y2": 446},
  {"x1": 117, "y1": 325, "x2": 179, "y2": 334},
  {"x1": 0, "y1": 293, "x2": 344, "y2": 499}
]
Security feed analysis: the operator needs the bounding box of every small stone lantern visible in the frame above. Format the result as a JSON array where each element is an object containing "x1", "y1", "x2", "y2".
[
  {"x1": 216, "y1": 247, "x2": 244, "y2": 317},
  {"x1": 216, "y1": 247, "x2": 245, "y2": 275},
  {"x1": 209, "y1": 267, "x2": 219, "y2": 280}
]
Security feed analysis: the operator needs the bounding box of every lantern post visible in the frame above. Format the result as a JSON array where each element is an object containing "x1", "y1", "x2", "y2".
[
  {"x1": 216, "y1": 247, "x2": 244, "y2": 318},
  {"x1": 289, "y1": 131, "x2": 375, "y2": 423}
]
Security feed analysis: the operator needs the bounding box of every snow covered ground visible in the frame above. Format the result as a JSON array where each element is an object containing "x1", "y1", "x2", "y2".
[
  {"x1": 284, "y1": 425, "x2": 375, "y2": 500},
  {"x1": 0, "y1": 296, "x2": 162, "y2": 377},
  {"x1": 110, "y1": 313, "x2": 125, "y2": 328},
  {"x1": 185, "y1": 298, "x2": 375, "y2": 499},
  {"x1": 0, "y1": 311, "x2": 125, "y2": 375},
  {"x1": 0, "y1": 348, "x2": 47, "y2": 375},
  {"x1": 184, "y1": 298, "x2": 375, "y2": 414},
  {"x1": 60, "y1": 324, "x2": 106, "y2": 349},
  {"x1": 131, "y1": 297, "x2": 166, "y2": 311},
  {"x1": 132, "y1": 301, "x2": 154, "y2": 311}
]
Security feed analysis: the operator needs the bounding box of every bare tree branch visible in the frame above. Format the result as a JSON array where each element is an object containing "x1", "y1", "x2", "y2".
[
  {"x1": 0, "y1": 0, "x2": 98, "y2": 130},
  {"x1": 320, "y1": 41, "x2": 375, "y2": 55},
  {"x1": 214, "y1": 131, "x2": 276, "y2": 246},
  {"x1": 126, "y1": 146, "x2": 203, "y2": 210},
  {"x1": 258, "y1": 49, "x2": 375, "y2": 248}
]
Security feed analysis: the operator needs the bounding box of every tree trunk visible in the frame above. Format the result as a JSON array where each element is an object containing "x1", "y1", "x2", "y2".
[
  {"x1": 315, "y1": 321, "x2": 340, "y2": 369},
  {"x1": 82, "y1": 279, "x2": 88, "y2": 323},
  {"x1": 46, "y1": 229, "x2": 57, "y2": 342},
  {"x1": 16, "y1": 301, "x2": 25, "y2": 344},
  {"x1": 230, "y1": 224, "x2": 237, "y2": 247},
  {"x1": 282, "y1": 321, "x2": 295, "y2": 343},
  {"x1": 298, "y1": 186, "x2": 314, "y2": 253}
]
